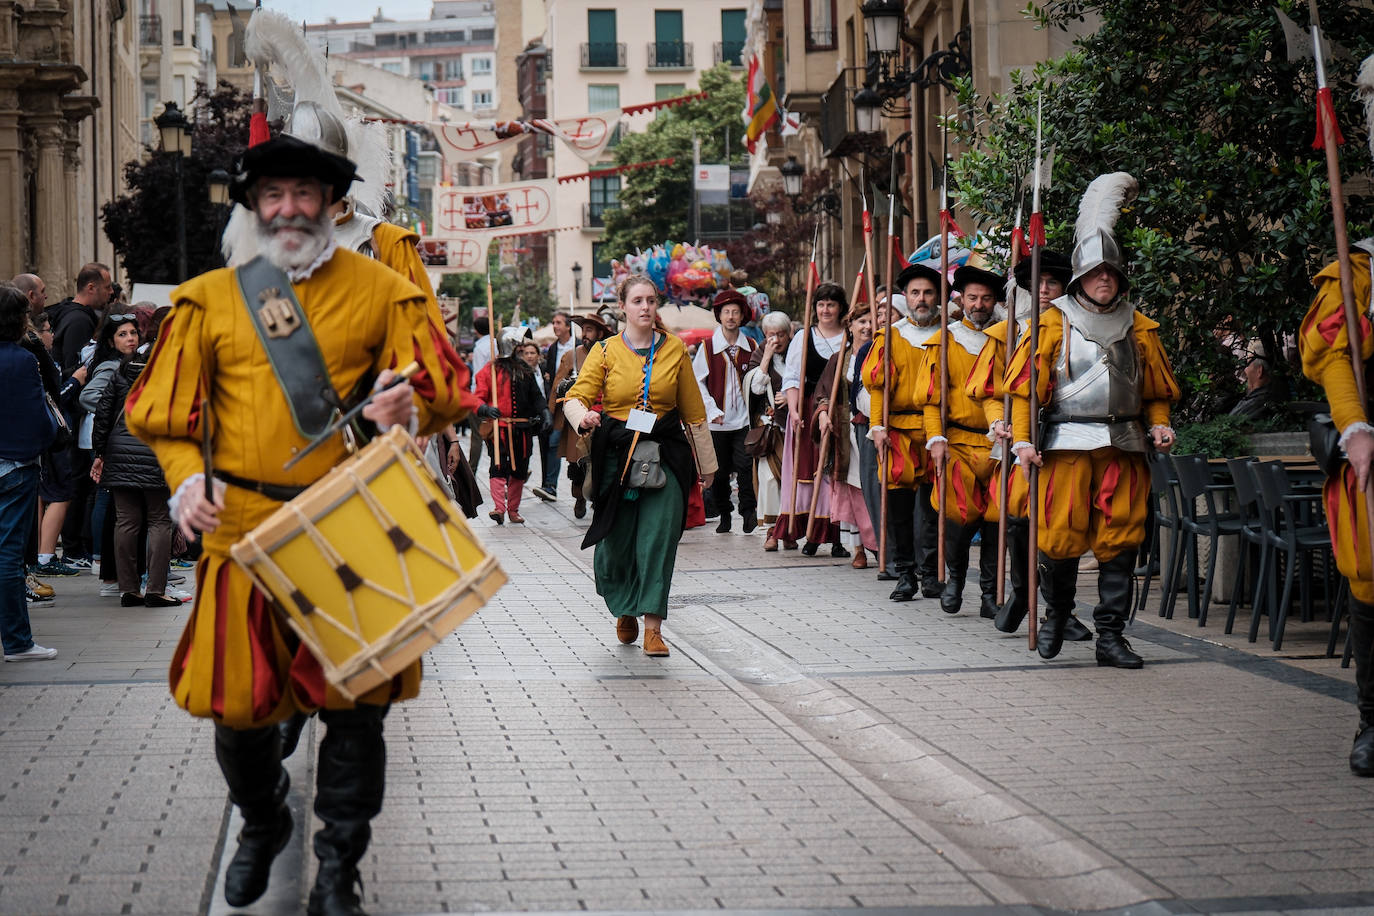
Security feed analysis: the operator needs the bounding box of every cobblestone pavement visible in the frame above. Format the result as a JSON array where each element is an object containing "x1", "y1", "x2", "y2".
[{"x1": 2, "y1": 463, "x2": 1373, "y2": 915}]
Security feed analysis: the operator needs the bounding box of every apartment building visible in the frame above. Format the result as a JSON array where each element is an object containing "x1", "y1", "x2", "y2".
[
  {"x1": 304, "y1": 2, "x2": 498, "y2": 116},
  {"x1": 544, "y1": 0, "x2": 750, "y2": 313},
  {"x1": 747, "y1": 0, "x2": 1094, "y2": 287}
]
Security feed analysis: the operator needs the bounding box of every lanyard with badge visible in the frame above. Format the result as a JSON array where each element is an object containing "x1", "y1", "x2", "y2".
[{"x1": 624, "y1": 331, "x2": 660, "y2": 433}]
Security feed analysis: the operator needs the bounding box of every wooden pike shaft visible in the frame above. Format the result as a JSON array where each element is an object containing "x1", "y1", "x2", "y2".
[
  {"x1": 936, "y1": 218, "x2": 948, "y2": 582},
  {"x1": 805, "y1": 262, "x2": 866, "y2": 541},
  {"x1": 785, "y1": 253, "x2": 820, "y2": 537},
  {"x1": 871, "y1": 211, "x2": 890, "y2": 571},
  {"x1": 1026, "y1": 241, "x2": 1041, "y2": 651},
  {"x1": 996, "y1": 243, "x2": 1022, "y2": 606},
  {"x1": 1317, "y1": 102, "x2": 1374, "y2": 585}
]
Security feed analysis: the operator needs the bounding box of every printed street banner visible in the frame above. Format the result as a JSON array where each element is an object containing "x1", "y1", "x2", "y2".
[{"x1": 430, "y1": 178, "x2": 560, "y2": 237}]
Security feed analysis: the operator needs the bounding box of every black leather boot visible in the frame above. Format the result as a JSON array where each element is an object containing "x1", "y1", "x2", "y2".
[
  {"x1": 216, "y1": 724, "x2": 292, "y2": 908},
  {"x1": 940, "y1": 523, "x2": 969, "y2": 615},
  {"x1": 915, "y1": 483, "x2": 944, "y2": 598},
  {"x1": 279, "y1": 711, "x2": 311, "y2": 760},
  {"x1": 742, "y1": 508, "x2": 758, "y2": 533},
  {"x1": 889, "y1": 567, "x2": 918, "y2": 601},
  {"x1": 1094, "y1": 552, "x2": 1144, "y2": 669},
  {"x1": 977, "y1": 521, "x2": 999, "y2": 618},
  {"x1": 715, "y1": 511, "x2": 732, "y2": 534},
  {"x1": 1349, "y1": 601, "x2": 1374, "y2": 776},
  {"x1": 1063, "y1": 615, "x2": 1095, "y2": 641},
  {"x1": 307, "y1": 705, "x2": 388, "y2": 916},
  {"x1": 995, "y1": 519, "x2": 1029, "y2": 633},
  {"x1": 1037, "y1": 554, "x2": 1079, "y2": 660}
]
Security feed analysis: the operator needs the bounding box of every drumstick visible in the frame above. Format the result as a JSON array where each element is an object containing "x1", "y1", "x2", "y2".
[
  {"x1": 284, "y1": 361, "x2": 422, "y2": 470},
  {"x1": 201, "y1": 397, "x2": 214, "y2": 501}
]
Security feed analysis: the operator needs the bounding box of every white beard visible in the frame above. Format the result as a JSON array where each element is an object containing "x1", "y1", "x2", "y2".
[{"x1": 254, "y1": 210, "x2": 335, "y2": 276}]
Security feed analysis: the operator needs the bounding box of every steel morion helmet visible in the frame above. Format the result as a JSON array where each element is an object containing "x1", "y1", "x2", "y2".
[
  {"x1": 1068, "y1": 172, "x2": 1138, "y2": 294},
  {"x1": 497, "y1": 326, "x2": 533, "y2": 359}
]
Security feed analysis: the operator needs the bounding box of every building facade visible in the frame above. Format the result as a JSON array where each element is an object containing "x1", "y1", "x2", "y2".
[
  {"x1": 544, "y1": 0, "x2": 749, "y2": 313},
  {"x1": 1, "y1": 0, "x2": 141, "y2": 294}
]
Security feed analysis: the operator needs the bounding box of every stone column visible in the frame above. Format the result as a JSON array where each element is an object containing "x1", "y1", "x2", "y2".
[
  {"x1": 29, "y1": 113, "x2": 68, "y2": 294},
  {"x1": 0, "y1": 86, "x2": 28, "y2": 279}
]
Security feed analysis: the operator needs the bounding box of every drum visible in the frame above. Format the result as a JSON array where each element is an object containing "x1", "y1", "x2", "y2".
[{"x1": 230, "y1": 427, "x2": 506, "y2": 700}]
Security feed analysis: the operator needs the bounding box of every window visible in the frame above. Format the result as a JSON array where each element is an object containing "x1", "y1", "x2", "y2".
[
  {"x1": 589, "y1": 175, "x2": 621, "y2": 222},
  {"x1": 381, "y1": 61, "x2": 402, "y2": 74},
  {"x1": 588, "y1": 84, "x2": 619, "y2": 112},
  {"x1": 472, "y1": 27, "x2": 493, "y2": 40},
  {"x1": 586, "y1": 8, "x2": 617, "y2": 67},
  {"x1": 444, "y1": 58, "x2": 463, "y2": 79},
  {"x1": 472, "y1": 89, "x2": 493, "y2": 108},
  {"x1": 439, "y1": 87, "x2": 464, "y2": 106},
  {"x1": 592, "y1": 242, "x2": 613, "y2": 282},
  {"x1": 806, "y1": 0, "x2": 837, "y2": 49},
  {"x1": 720, "y1": 9, "x2": 745, "y2": 65},
  {"x1": 654, "y1": 83, "x2": 684, "y2": 119},
  {"x1": 470, "y1": 56, "x2": 492, "y2": 74},
  {"x1": 653, "y1": 10, "x2": 684, "y2": 67}
]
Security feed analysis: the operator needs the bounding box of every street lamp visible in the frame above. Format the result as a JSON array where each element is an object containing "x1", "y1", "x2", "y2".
[
  {"x1": 860, "y1": 0, "x2": 903, "y2": 56},
  {"x1": 853, "y1": 87, "x2": 882, "y2": 133},
  {"x1": 780, "y1": 155, "x2": 804, "y2": 199},
  {"x1": 571, "y1": 261, "x2": 583, "y2": 302},
  {"x1": 207, "y1": 168, "x2": 230, "y2": 206},
  {"x1": 154, "y1": 101, "x2": 192, "y2": 281}
]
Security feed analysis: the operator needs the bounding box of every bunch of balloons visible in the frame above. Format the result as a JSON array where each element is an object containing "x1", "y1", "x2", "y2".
[{"x1": 608, "y1": 241, "x2": 736, "y2": 307}]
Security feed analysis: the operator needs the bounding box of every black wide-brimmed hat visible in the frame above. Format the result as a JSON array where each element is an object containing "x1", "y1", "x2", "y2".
[
  {"x1": 951, "y1": 265, "x2": 1006, "y2": 301},
  {"x1": 894, "y1": 262, "x2": 943, "y2": 294},
  {"x1": 1012, "y1": 249, "x2": 1072, "y2": 291},
  {"x1": 229, "y1": 134, "x2": 362, "y2": 207}
]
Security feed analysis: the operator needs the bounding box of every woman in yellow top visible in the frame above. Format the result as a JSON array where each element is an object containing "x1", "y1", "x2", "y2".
[{"x1": 563, "y1": 276, "x2": 717, "y2": 657}]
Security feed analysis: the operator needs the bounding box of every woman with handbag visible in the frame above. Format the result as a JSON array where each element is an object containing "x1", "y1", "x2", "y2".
[{"x1": 563, "y1": 275, "x2": 717, "y2": 657}]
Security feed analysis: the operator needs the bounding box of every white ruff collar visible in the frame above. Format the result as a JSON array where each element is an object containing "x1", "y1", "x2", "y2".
[{"x1": 287, "y1": 238, "x2": 339, "y2": 283}]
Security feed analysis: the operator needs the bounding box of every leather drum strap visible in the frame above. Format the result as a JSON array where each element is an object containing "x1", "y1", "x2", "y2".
[{"x1": 235, "y1": 256, "x2": 339, "y2": 438}]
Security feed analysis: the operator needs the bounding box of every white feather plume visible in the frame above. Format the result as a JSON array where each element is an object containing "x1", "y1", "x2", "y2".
[
  {"x1": 1359, "y1": 53, "x2": 1374, "y2": 163},
  {"x1": 344, "y1": 117, "x2": 393, "y2": 219},
  {"x1": 221, "y1": 204, "x2": 259, "y2": 267},
  {"x1": 1073, "y1": 172, "x2": 1138, "y2": 244},
  {"x1": 246, "y1": 9, "x2": 343, "y2": 126}
]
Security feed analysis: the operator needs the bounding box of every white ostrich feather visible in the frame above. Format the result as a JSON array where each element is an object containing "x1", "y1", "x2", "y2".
[
  {"x1": 344, "y1": 117, "x2": 393, "y2": 219},
  {"x1": 245, "y1": 9, "x2": 343, "y2": 126},
  {"x1": 1073, "y1": 172, "x2": 1138, "y2": 244},
  {"x1": 220, "y1": 204, "x2": 259, "y2": 267},
  {"x1": 1359, "y1": 54, "x2": 1374, "y2": 162}
]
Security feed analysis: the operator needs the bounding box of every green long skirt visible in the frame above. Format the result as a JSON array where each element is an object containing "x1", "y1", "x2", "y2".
[{"x1": 593, "y1": 473, "x2": 685, "y2": 619}]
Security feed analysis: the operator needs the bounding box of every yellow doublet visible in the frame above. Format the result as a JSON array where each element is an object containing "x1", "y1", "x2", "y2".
[
  {"x1": 916, "y1": 321, "x2": 994, "y2": 525},
  {"x1": 127, "y1": 249, "x2": 474, "y2": 727},
  {"x1": 861, "y1": 322, "x2": 932, "y2": 488},
  {"x1": 372, "y1": 222, "x2": 440, "y2": 315},
  {"x1": 1006, "y1": 305, "x2": 1180, "y2": 561},
  {"x1": 1300, "y1": 252, "x2": 1374, "y2": 603},
  {"x1": 966, "y1": 320, "x2": 1028, "y2": 520},
  {"x1": 565, "y1": 332, "x2": 708, "y2": 424}
]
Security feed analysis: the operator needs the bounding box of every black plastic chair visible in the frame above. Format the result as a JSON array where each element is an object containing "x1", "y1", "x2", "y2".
[
  {"x1": 1172, "y1": 454, "x2": 1244, "y2": 625},
  {"x1": 1250, "y1": 461, "x2": 1333, "y2": 650},
  {"x1": 1223, "y1": 457, "x2": 1266, "y2": 635},
  {"x1": 1135, "y1": 453, "x2": 1182, "y2": 621}
]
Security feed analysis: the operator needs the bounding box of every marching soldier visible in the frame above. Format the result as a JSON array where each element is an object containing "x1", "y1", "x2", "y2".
[
  {"x1": 917, "y1": 265, "x2": 1003, "y2": 617},
  {"x1": 1299, "y1": 235, "x2": 1374, "y2": 776},
  {"x1": 863, "y1": 263, "x2": 943, "y2": 602},
  {"x1": 966, "y1": 251, "x2": 1091, "y2": 640},
  {"x1": 1008, "y1": 172, "x2": 1180, "y2": 668}
]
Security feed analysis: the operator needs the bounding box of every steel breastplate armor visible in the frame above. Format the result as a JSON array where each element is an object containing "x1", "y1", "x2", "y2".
[
  {"x1": 1043, "y1": 314, "x2": 1146, "y2": 452},
  {"x1": 334, "y1": 204, "x2": 383, "y2": 257}
]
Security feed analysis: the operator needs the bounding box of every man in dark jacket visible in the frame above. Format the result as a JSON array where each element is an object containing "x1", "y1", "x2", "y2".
[
  {"x1": 45, "y1": 262, "x2": 112, "y2": 374},
  {"x1": 0, "y1": 284, "x2": 59, "y2": 661}
]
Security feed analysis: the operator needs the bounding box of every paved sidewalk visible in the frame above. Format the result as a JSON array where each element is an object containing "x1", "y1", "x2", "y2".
[{"x1": 1, "y1": 467, "x2": 1372, "y2": 915}]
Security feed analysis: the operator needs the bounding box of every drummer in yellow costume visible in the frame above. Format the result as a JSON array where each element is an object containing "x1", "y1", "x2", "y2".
[
  {"x1": 1008, "y1": 172, "x2": 1179, "y2": 669},
  {"x1": 965, "y1": 251, "x2": 1092, "y2": 641},
  {"x1": 863, "y1": 263, "x2": 942, "y2": 602},
  {"x1": 127, "y1": 135, "x2": 475, "y2": 916},
  {"x1": 1299, "y1": 231, "x2": 1374, "y2": 777},
  {"x1": 917, "y1": 265, "x2": 1003, "y2": 618}
]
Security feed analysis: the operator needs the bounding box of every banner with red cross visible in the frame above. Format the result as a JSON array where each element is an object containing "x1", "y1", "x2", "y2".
[{"x1": 431, "y1": 179, "x2": 559, "y2": 237}]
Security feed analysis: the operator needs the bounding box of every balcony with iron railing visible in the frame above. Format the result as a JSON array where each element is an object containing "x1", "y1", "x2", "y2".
[
  {"x1": 138, "y1": 14, "x2": 161, "y2": 45},
  {"x1": 580, "y1": 41, "x2": 626, "y2": 69},
  {"x1": 714, "y1": 40, "x2": 745, "y2": 68},
  {"x1": 819, "y1": 69, "x2": 852, "y2": 156},
  {"x1": 647, "y1": 40, "x2": 693, "y2": 69},
  {"x1": 582, "y1": 201, "x2": 618, "y2": 229}
]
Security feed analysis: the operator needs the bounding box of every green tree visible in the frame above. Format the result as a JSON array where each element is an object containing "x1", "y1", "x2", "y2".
[
  {"x1": 436, "y1": 257, "x2": 555, "y2": 328},
  {"x1": 103, "y1": 81, "x2": 256, "y2": 282},
  {"x1": 601, "y1": 65, "x2": 748, "y2": 257},
  {"x1": 949, "y1": 0, "x2": 1372, "y2": 421}
]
